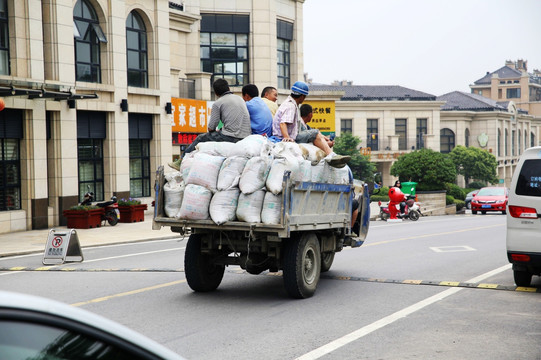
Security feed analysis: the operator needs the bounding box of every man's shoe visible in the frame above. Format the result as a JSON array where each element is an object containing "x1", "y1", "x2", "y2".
[
  {"x1": 344, "y1": 236, "x2": 364, "y2": 248},
  {"x1": 168, "y1": 158, "x2": 182, "y2": 171},
  {"x1": 326, "y1": 154, "x2": 351, "y2": 168}
]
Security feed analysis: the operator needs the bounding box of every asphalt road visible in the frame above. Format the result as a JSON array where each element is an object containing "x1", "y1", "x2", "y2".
[{"x1": 1, "y1": 214, "x2": 540, "y2": 360}]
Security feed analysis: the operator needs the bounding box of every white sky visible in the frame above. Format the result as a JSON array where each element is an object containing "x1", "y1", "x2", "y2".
[{"x1": 302, "y1": 0, "x2": 541, "y2": 96}]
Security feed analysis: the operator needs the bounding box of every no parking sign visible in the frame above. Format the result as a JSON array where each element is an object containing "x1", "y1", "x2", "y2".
[{"x1": 42, "y1": 229, "x2": 84, "y2": 265}]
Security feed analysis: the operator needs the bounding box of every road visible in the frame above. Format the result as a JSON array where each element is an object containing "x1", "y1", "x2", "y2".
[{"x1": 1, "y1": 214, "x2": 540, "y2": 359}]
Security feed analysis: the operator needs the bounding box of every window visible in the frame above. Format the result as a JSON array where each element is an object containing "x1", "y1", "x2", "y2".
[
  {"x1": 506, "y1": 88, "x2": 521, "y2": 99},
  {"x1": 73, "y1": 0, "x2": 107, "y2": 83},
  {"x1": 518, "y1": 131, "x2": 521, "y2": 155},
  {"x1": 497, "y1": 129, "x2": 501, "y2": 157},
  {"x1": 515, "y1": 159, "x2": 541, "y2": 197},
  {"x1": 126, "y1": 11, "x2": 148, "y2": 88},
  {"x1": 129, "y1": 114, "x2": 152, "y2": 197},
  {"x1": 416, "y1": 118, "x2": 427, "y2": 149},
  {"x1": 395, "y1": 119, "x2": 407, "y2": 150},
  {"x1": 277, "y1": 20, "x2": 293, "y2": 90},
  {"x1": 531, "y1": 132, "x2": 536, "y2": 148},
  {"x1": 440, "y1": 128, "x2": 455, "y2": 154},
  {"x1": 512, "y1": 130, "x2": 516, "y2": 156},
  {"x1": 0, "y1": 0, "x2": 9, "y2": 75},
  {"x1": 505, "y1": 129, "x2": 509, "y2": 156},
  {"x1": 524, "y1": 130, "x2": 528, "y2": 150},
  {"x1": 367, "y1": 119, "x2": 378, "y2": 150},
  {"x1": 200, "y1": 14, "x2": 249, "y2": 86},
  {"x1": 77, "y1": 111, "x2": 105, "y2": 202},
  {"x1": 341, "y1": 119, "x2": 352, "y2": 134},
  {"x1": 0, "y1": 109, "x2": 23, "y2": 211},
  {"x1": 465, "y1": 128, "x2": 470, "y2": 147}
]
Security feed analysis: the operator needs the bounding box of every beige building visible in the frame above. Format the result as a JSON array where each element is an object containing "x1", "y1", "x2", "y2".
[{"x1": 0, "y1": 0, "x2": 305, "y2": 234}]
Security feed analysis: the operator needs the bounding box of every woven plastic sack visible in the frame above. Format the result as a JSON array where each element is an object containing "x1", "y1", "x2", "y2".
[
  {"x1": 326, "y1": 164, "x2": 351, "y2": 185},
  {"x1": 185, "y1": 153, "x2": 225, "y2": 193},
  {"x1": 177, "y1": 184, "x2": 211, "y2": 220},
  {"x1": 261, "y1": 191, "x2": 282, "y2": 225},
  {"x1": 310, "y1": 160, "x2": 327, "y2": 183},
  {"x1": 195, "y1": 141, "x2": 236, "y2": 157},
  {"x1": 298, "y1": 143, "x2": 327, "y2": 165},
  {"x1": 164, "y1": 180, "x2": 185, "y2": 218},
  {"x1": 209, "y1": 188, "x2": 240, "y2": 225},
  {"x1": 217, "y1": 156, "x2": 248, "y2": 191},
  {"x1": 236, "y1": 190, "x2": 265, "y2": 223},
  {"x1": 271, "y1": 141, "x2": 304, "y2": 160},
  {"x1": 239, "y1": 156, "x2": 271, "y2": 194},
  {"x1": 298, "y1": 159, "x2": 312, "y2": 182},
  {"x1": 266, "y1": 157, "x2": 300, "y2": 195},
  {"x1": 229, "y1": 134, "x2": 272, "y2": 158},
  {"x1": 180, "y1": 152, "x2": 195, "y2": 181}
]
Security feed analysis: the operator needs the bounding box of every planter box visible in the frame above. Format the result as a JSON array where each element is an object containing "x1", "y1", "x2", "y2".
[
  {"x1": 118, "y1": 204, "x2": 148, "y2": 223},
  {"x1": 63, "y1": 208, "x2": 104, "y2": 229}
]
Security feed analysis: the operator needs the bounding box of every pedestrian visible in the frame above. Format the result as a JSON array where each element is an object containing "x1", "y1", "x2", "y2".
[
  {"x1": 168, "y1": 78, "x2": 251, "y2": 170},
  {"x1": 241, "y1": 84, "x2": 273, "y2": 137},
  {"x1": 271, "y1": 81, "x2": 350, "y2": 168},
  {"x1": 261, "y1": 86, "x2": 278, "y2": 116}
]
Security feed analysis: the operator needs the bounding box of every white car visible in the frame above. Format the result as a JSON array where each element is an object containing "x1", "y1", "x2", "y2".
[
  {"x1": 0, "y1": 291, "x2": 184, "y2": 360},
  {"x1": 506, "y1": 146, "x2": 541, "y2": 287}
]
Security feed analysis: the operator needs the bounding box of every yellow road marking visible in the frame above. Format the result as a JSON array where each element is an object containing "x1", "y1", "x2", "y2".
[
  {"x1": 439, "y1": 281, "x2": 460, "y2": 286},
  {"x1": 402, "y1": 279, "x2": 422, "y2": 284},
  {"x1": 9, "y1": 267, "x2": 26, "y2": 271},
  {"x1": 71, "y1": 279, "x2": 186, "y2": 307},
  {"x1": 477, "y1": 283, "x2": 498, "y2": 289},
  {"x1": 515, "y1": 287, "x2": 537, "y2": 292}
]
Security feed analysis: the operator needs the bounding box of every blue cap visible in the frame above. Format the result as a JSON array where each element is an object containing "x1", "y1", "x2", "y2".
[{"x1": 291, "y1": 81, "x2": 309, "y2": 96}]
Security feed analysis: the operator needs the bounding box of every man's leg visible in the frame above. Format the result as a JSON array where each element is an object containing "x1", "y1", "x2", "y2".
[{"x1": 313, "y1": 133, "x2": 351, "y2": 168}]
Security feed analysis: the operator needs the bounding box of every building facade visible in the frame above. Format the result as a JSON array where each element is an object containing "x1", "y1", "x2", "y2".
[{"x1": 0, "y1": 0, "x2": 305, "y2": 234}]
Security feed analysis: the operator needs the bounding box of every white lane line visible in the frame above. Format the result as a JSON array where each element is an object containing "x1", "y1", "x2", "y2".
[
  {"x1": 295, "y1": 264, "x2": 512, "y2": 360},
  {"x1": 81, "y1": 247, "x2": 184, "y2": 263}
]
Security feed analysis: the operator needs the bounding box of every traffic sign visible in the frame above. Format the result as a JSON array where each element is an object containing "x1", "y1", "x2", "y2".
[{"x1": 43, "y1": 229, "x2": 84, "y2": 265}]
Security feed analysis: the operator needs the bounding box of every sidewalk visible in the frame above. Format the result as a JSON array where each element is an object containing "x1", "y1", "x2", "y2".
[{"x1": 0, "y1": 214, "x2": 180, "y2": 258}]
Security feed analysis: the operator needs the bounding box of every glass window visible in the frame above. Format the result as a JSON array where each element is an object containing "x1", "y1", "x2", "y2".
[
  {"x1": 126, "y1": 11, "x2": 148, "y2": 88},
  {"x1": 515, "y1": 159, "x2": 541, "y2": 197},
  {"x1": 74, "y1": 0, "x2": 106, "y2": 83},
  {"x1": 341, "y1": 119, "x2": 352, "y2": 134},
  {"x1": 0, "y1": 139, "x2": 21, "y2": 210},
  {"x1": 367, "y1": 119, "x2": 378, "y2": 150},
  {"x1": 531, "y1": 132, "x2": 535, "y2": 148},
  {"x1": 440, "y1": 128, "x2": 455, "y2": 154},
  {"x1": 78, "y1": 139, "x2": 104, "y2": 202},
  {"x1": 505, "y1": 129, "x2": 509, "y2": 156},
  {"x1": 497, "y1": 129, "x2": 501, "y2": 157},
  {"x1": 506, "y1": 88, "x2": 521, "y2": 99},
  {"x1": 465, "y1": 128, "x2": 470, "y2": 147},
  {"x1": 277, "y1": 38, "x2": 290, "y2": 90},
  {"x1": 512, "y1": 130, "x2": 516, "y2": 156},
  {"x1": 129, "y1": 139, "x2": 150, "y2": 197},
  {"x1": 395, "y1": 119, "x2": 407, "y2": 150},
  {"x1": 0, "y1": 0, "x2": 8, "y2": 75},
  {"x1": 518, "y1": 131, "x2": 521, "y2": 155},
  {"x1": 416, "y1": 118, "x2": 427, "y2": 149}
]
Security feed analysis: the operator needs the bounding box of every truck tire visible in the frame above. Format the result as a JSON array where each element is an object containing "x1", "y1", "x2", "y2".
[
  {"x1": 513, "y1": 270, "x2": 532, "y2": 287},
  {"x1": 184, "y1": 234, "x2": 224, "y2": 292},
  {"x1": 320, "y1": 252, "x2": 335, "y2": 273},
  {"x1": 283, "y1": 233, "x2": 321, "y2": 299}
]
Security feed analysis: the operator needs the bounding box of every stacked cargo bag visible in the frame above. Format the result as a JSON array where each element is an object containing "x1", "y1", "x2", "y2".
[
  {"x1": 298, "y1": 159, "x2": 312, "y2": 182},
  {"x1": 178, "y1": 184, "x2": 212, "y2": 220},
  {"x1": 298, "y1": 143, "x2": 326, "y2": 165},
  {"x1": 216, "y1": 156, "x2": 248, "y2": 191},
  {"x1": 180, "y1": 152, "x2": 195, "y2": 181},
  {"x1": 236, "y1": 189, "x2": 265, "y2": 223},
  {"x1": 195, "y1": 141, "x2": 236, "y2": 157},
  {"x1": 310, "y1": 160, "x2": 327, "y2": 183},
  {"x1": 228, "y1": 134, "x2": 272, "y2": 158},
  {"x1": 261, "y1": 191, "x2": 282, "y2": 224},
  {"x1": 184, "y1": 152, "x2": 225, "y2": 193},
  {"x1": 163, "y1": 171, "x2": 185, "y2": 218},
  {"x1": 266, "y1": 157, "x2": 300, "y2": 195},
  {"x1": 239, "y1": 156, "x2": 272, "y2": 194},
  {"x1": 327, "y1": 165, "x2": 351, "y2": 184},
  {"x1": 209, "y1": 188, "x2": 240, "y2": 224}
]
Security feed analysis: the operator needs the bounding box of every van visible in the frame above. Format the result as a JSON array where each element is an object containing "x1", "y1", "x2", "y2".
[{"x1": 506, "y1": 146, "x2": 541, "y2": 287}]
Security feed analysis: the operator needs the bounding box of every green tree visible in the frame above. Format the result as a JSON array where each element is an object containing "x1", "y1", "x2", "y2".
[
  {"x1": 449, "y1": 145, "x2": 498, "y2": 185},
  {"x1": 333, "y1": 132, "x2": 377, "y2": 181},
  {"x1": 390, "y1": 148, "x2": 456, "y2": 190}
]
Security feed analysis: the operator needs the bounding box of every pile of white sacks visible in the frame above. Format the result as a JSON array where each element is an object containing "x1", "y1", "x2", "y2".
[{"x1": 163, "y1": 135, "x2": 351, "y2": 225}]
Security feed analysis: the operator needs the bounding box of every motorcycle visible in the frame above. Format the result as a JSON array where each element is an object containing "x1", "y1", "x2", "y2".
[
  {"x1": 379, "y1": 195, "x2": 421, "y2": 221},
  {"x1": 81, "y1": 188, "x2": 120, "y2": 226}
]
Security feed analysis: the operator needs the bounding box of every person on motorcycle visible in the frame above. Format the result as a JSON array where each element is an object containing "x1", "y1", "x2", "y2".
[{"x1": 393, "y1": 180, "x2": 407, "y2": 215}]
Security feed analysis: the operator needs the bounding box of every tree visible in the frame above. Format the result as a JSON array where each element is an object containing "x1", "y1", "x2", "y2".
[
  {"x1": 333, "y1": 132, "x2": 377, "y2": 181},
  {"x1": 449, "y1": 145, "x2": 498, "y2": 185},
  {"x1": 390, "y1": 148, "x2": 456, "y2": 190}
]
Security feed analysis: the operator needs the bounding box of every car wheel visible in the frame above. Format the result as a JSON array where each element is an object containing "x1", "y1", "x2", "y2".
[
  {"x1": 472, "y1": 210, "x2": 477, "y2": 215},
  {"x1": 466, "y1": 202, "x2": 471, "y2": 209},
  {"x1": 513, "y1": 270, "x2": 532, "y2": 287},
  {"x1": 502, "y1": 210, "x2": 507, "y2": 215}
]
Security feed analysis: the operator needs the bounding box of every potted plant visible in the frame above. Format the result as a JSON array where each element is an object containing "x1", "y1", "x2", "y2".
[
  {"x1": 62, "y1": 205, "x2": 104, "y2": 229},
  {"x1": 118, "y1": 198, "x2": 148, "y2": 223}
]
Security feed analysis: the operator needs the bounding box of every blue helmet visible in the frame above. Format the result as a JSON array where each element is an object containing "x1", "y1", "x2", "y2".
[{"x1": 291, "y1": 81, "x2": 309, "y2": 96}]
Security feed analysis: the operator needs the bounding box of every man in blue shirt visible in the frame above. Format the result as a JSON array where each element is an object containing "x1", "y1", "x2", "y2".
[{"x1": 241, "y1": 84, "x2": 273, "y2": 137}]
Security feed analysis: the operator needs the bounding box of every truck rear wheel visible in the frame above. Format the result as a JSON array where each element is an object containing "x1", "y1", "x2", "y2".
[
  {"x1": 283, "y1": 233, "x2": 321, "y2": 299},
  {"x1": 321, "y1": 252, "x2": 335, "y2": 273},
  {"x1": 185, "y1": 234, "x2": 225, "y2": 292}
]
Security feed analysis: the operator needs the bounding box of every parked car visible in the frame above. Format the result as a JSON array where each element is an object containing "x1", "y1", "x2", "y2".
[
  {"x1": 471, "y1": 186, "x2": 508, "y2": 214},
  {"x1": 465, "y1": 190, "x2": 479, "y2": 209},
  {"x1": 0, "y1": 290, "x2": 184, "y2": 360},
  {"x1": 506, "y1": 146, "x2": 541, "y2": 287}
]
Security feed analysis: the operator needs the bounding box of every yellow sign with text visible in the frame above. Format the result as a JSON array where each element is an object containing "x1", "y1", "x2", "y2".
[
  {"x1": 171, "y1": 98, "x2": 210, "y2": 133},
  {"x1": 304, "y1": 101, "x2": 336, "y2": 133}
]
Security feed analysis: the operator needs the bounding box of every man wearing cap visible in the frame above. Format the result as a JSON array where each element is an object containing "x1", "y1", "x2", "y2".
[{"x1": 272, "y1": 81, "x2": 350, "y2": 168}]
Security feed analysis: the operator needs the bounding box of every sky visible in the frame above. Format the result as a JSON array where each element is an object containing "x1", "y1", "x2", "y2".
[{"x1": 302, "y1": 0, "x2": 541, "y2": 96}]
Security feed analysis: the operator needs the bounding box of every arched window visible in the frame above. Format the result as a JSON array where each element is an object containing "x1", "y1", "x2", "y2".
[
  {"x1": 465, "y1": 128, "x2": 470, "y2": 147},
  {"x1": 497, "y1": 129, "x2": 501, "y2": 157},
  {"x1": 126, "y1": 11, "x2": 148, "y2": 88},
  {"x1": 505, "y1": 129, "x2": 509, "y2": 156},
  {"x1": 440, "y1": 128, "x2": 455, "y2": 154},
  {"x1": 73, "y1": 0, "x2": 107, "y2": 83}
]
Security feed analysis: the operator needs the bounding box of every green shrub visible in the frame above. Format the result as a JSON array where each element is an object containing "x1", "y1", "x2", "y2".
[
  {"x1": 118, "y1": 198, "x2": 142, "y2": 206},
  {"x1": 446, "y1": 195, "x2": 455, "y2": 205},
  {"x1": 68, "y1": 205, "x2": 99, "y2": 211},
  {"x1": 446, "y1": 183, "x2": 465, "y2": 200},
  {"x1": 468, "y1": 181, "x2": 486, "y2": 189},
  {"x1": 370, "y1": 194, "x2": 389, "y2": 202},
  {"x1": 454, "y1": 199, "x2": 465, "y2": 211}
]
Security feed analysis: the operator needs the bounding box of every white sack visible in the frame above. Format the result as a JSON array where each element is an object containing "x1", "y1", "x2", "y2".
[
  {"x1": 177, "y1": 184, "x2": 211, "y2": 220},
  {"x1": 236, "y1": 190, "x2": 265, "y2": 223},
  {"x1": 239, "y1": 156, "x2": 271, "y2": 194},
  {"x1": 261, "y1": 191, "x2": 282, "y2": 225},
  {"x1": 271, "y1": 141, "x2": 304, "y2": 160},
  {"x1": 229, "y1": 134, "x2": 272, "y2": 158},
  {"x1": 310, "y1": 160, "x2": 327, "y2": 183},
  {"x1": 298, "y1": 143, "x2": 327, "y2": 165},
  {"x1": 195, "y1": 141, "x2": 236, "y2": 157},
  {"x1": 326, "y1": 164, "x2": 351, "y2": 185},
  {"x1": 217, "y1": 156, "x2": 248, "y2": 191},
  {"x1": 266, "y1": 157, "x2": 300, "y2": 195},
  {"x1": 209, "y1": 188, "x2": 240, "y2": 225},
  {"x1": 185, "y1": 153, "x2": 225, "y2": 192},
  {"x1": 164, "y1": 170, "x2": 183, "y2": 184},
  {"x1": 163, "y1": 180, "x2": 185, "y2": 218},
  {"x1": 180, "y1": 152, "x2": 196, "y2": 181},
  {"x1": 298, "y1": 159, "x2": 312, "y2": 182}
]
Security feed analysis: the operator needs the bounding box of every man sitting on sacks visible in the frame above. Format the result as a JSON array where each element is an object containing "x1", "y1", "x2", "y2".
[
  {"x1": 241, "y1": 84, "x2": 273, "y2": 137},
  {"x1": 270, "y1": 81, "x2": 350, "y2": 168},
  {"x1": 169, "y1": 78, "x2": 252, "y2": 170}
]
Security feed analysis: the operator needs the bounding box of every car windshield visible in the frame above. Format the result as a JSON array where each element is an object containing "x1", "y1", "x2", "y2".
[{"x1": 477, "y1": 188, "x2": 505, "y2": 196}]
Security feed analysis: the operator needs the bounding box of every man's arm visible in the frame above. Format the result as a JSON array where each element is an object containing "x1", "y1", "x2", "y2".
[
  {"x1": 207, "y1": 102, "x2": 220, "y2": 132},
  {"x1": 280, "y1": 122, "x2": 294, "y2": 142}
]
